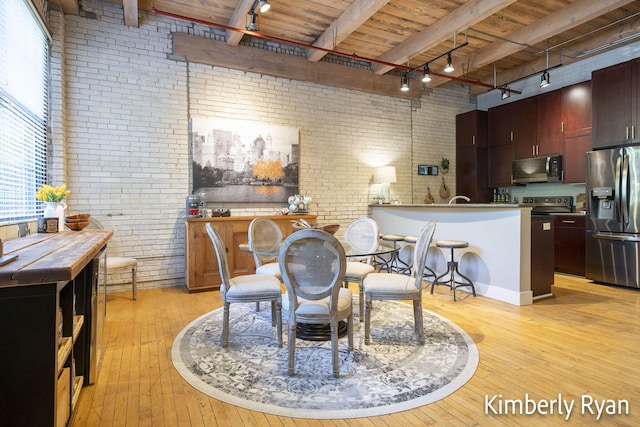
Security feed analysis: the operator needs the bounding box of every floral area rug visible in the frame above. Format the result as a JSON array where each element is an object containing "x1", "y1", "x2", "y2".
[{"x1": 171, "y1": 299, "x2": 478, "y2": 419}]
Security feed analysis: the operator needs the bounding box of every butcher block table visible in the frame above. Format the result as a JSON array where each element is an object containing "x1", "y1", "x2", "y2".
[{"x1": 0, "y1": 229, "x2": 112, "y2": 427}]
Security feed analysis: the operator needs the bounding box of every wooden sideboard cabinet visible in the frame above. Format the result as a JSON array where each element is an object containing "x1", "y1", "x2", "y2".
[
  {"x1": 0, "y1": 230, "x2": 112, "y2": 427},
  {"x1": 184, "y1": 214, "x2": 317, "y2": 292}
]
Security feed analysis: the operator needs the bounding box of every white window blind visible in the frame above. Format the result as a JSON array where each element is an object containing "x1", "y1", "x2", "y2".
[{"x1": 0, "y1": 0, "x2": 49, "y2": 223}]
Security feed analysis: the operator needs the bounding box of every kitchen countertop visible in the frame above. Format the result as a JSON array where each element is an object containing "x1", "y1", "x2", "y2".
[{"x1": 370, "y1": 203, "x2": 522, "y2": 208}]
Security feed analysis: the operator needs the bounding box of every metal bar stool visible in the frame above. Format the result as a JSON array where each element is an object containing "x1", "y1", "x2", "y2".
[
  {"x1": 375, "y1": 234, "x2": 404, "y2": 272},
  {"x1": 431, "y1": 240, "x2": 476, "y2": 301}
]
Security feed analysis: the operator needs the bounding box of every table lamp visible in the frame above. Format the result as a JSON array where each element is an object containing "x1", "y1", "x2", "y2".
[{"x1": 374, "y1": 166, "x2": 397, "y2": 204}]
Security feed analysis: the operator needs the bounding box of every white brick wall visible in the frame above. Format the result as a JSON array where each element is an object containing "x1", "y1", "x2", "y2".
[{"x1": 45, "y1": 0, "x2": 474, "y2": 291}]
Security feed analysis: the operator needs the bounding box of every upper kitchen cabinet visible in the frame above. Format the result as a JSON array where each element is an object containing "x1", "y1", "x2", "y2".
[
  {"x1": 456, "y1": 110, "x2": 490, "y2": 203},
  {"x1": 562, "y1": 81, "x2": 592, "y2": 137},
  {"x1": 562, "y1": 81, "x2": 592, "y2": 184},
  {"x1": 489, "y1": 97, "x2": 537, "y2": 149},
  {"x1": 592, "y1": 59, "x2": 640, "y2": 148},
  {"x1": 532, "y1": 89, "x2": 563, "y2": 158}
]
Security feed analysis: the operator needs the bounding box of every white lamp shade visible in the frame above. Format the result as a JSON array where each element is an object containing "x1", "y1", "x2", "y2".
[{"x1": 374, "y1": 166, "x2": 397, "y2": 184}]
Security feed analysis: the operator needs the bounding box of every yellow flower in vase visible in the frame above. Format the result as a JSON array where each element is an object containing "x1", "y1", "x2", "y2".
[{"x1": 36, "y1": 184, "x2": 71, "y2": 202}]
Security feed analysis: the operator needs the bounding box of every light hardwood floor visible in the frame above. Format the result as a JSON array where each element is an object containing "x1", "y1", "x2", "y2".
[{"x1": 71, "y1": 275, "x2": 640, "y2": 426}]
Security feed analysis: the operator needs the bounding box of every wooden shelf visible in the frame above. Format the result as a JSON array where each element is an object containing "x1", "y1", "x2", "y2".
[
  {"x1": 57, "y1": 337, "x2": 72, "y2": 373},
  {"x1": 71, "y1": 375, "x2": 84, "y2": 409},
  {"x1": 72, "y1": 315, "x2": 84, "y2": 342}
]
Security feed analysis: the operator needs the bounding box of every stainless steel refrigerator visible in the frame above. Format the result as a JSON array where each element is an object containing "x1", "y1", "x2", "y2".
[{"x1": 585, "y1": 146, "x2": 640, "y2": 289}]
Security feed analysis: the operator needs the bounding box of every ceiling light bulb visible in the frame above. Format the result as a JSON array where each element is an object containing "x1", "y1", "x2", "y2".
[
  {"x1": 444, "y1": 53, "x2": 454, "y2": 73},
  {"x1": 422, "y1": 65, "x2": 431, "y2": 83},
  {"x1": 540, "y1": 71, "x2": 550, "y2": 88},
  {"x1": 257, "y1": 0, "x2": 270, "y2": 13},
  {"x1": 400, "y1": 74, "x2": 410, "y2": 91}
]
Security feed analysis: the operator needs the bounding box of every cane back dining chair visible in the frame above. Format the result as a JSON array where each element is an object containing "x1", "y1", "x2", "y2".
[
  {"x1": 248, "y1": 217, "x2": 283, "y2": 279},
  {"x1": 362, "y1": 221, "x2": 436, "y2": 345},
  {"x1": 278, "y1": 229, "x2": 353, "y2": 378},
  {"x1": 206, "y1": 223, "x2": 283, "y2": 348},
  {"x1": 343, "y1": 217, "x2": 379, "y2": 321}
]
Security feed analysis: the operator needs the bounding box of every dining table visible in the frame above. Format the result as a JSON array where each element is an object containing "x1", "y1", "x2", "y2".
[{"x1": 239, "y1": 237, "x2": 400, "y2": 341}]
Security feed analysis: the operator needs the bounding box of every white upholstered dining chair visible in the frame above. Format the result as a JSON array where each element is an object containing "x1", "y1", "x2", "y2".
[
  {"x1": 343, "y1": 217, "x2": 379, "y2": 321},
  {"x1": 87, "y1": 218, "x2": 137, "y2": 300},
  {"x1": 362, "y1": 221, "x2": 436, "y2": 345},
  {"x1": 278, "y1": 229, "x2": 353, "y2": 378},
  {"x1": 248, "y1": 217, "x2": 283, "y2": 279},
  {"x1": 207, "y1": 223, "x2": 283, "y2": 348}
]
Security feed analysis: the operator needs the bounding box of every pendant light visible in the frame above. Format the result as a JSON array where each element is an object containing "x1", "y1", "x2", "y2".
[
  {"x1": 444, "y1": 53, "x2": 454, "y2": 73},
  {"x1": 400, "y1": 73, "x2": 410, "y2": 91},
  {"x1": 422, "y1": 65, "x2": 432, "y2": 83}
]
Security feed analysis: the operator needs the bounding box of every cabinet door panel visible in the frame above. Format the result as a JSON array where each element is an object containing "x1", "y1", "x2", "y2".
[
  {"x1": 592, "y1": 62, "x2": 632, "y2": 147},
  {"x1": 456, "y1": 110, "x2": 489, "y2": 202},
  {"x1": 489, "y1": 145, "x2": 513, "y2": 188},
  {"x1": 536, "y1": 90, "x2": 563, "y2": 157},
  {"x1": 562, "y1": 81, "x2": 591, "y2": 137},
  {"x1": 563, "y1": 134, "x2": 591, "y2": 184}
]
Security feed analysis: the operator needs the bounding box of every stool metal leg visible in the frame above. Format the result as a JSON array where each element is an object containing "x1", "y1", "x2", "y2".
[{"x1": 431, "y1": 247, "x2": 476, "y2": 301}]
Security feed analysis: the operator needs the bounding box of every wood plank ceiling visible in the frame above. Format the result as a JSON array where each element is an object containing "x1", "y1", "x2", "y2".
[{"x1": 52, "y1": 0, "x2": 640, "y2": 98}]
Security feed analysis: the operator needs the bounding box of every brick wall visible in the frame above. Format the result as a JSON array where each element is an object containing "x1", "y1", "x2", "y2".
[{"x1": 45, "y1": 0, "x2": 474, "y2": 291}]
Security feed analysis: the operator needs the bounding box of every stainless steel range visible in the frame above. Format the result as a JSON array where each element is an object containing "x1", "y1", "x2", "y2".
[{"x1": 520, "y1": 196, "x2": 573, "y2": 215}]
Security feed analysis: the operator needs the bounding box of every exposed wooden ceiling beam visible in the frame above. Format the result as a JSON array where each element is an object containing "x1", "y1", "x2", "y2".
[
  {"x1": 227, "y1": 0, "x2": 254, "y2": 46},
  {"x1": 173, "y1": 33, "x2": 423, "y2": 99},
  {"x1": 470, "y1": 16, "x2": 640, "y2": 95},
  {"x1": 307, "y1": 0, "x2": 390, "y2": 63},
  {"x1": 429, "y1": 0, "x2": 636, "y2": 88},
  {"x1": 372, "y1": 0, "x2": 518, "y2": 75},
  {"x1": 51, "y1": 0, "x2": 80, "y2": 15},
  {"x1": 123, "y1": 0, "x2": 139, "y2": 27}
]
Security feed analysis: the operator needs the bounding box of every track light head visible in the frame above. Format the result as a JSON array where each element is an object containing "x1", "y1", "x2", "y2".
[
  {"x1": 501, "y1": 86, "x2": 510, "y2": 100},
  {"x1": 246, "y1": 10, "x2": 258, "y2": 31},
  {"x1": 422, "y1": 65, "x2": 432, "y2": 83},
  {"x1": 400, "y1": 73, "x2": 410, "y2": 91},
  {"x1": 540, "y1": 71, "x2": 550, "y2": 88},
  {"x1": 257, "y1": 0, "x2": 270, "y2": 13},
  {"x1": 444, "y1": 53, "x2": 454, "y2": 73}
]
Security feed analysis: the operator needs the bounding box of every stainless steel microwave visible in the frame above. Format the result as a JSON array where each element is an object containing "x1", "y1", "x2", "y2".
[{"x1": 512, "y1": 155, "x2": 562, "y2": 184}]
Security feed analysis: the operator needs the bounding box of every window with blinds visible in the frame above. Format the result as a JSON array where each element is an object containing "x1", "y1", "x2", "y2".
[{"x1": 0, "y1": 0, "x2": 49, "y2": 224}]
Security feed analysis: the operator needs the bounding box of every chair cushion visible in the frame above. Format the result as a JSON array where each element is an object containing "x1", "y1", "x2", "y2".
[
  {"x1": 345, "y1": 261, "x2": 375, "y2": 278},
  {"x1": 363, "y1": 272, "x2": 419, "y2": 294},
  {"x1": 255, "y1": 262, "x2": 282, "y2": 278},
  {"x1": 295, "y1": 288, "x2": 352, "y2": 316},
  {"x1": 101, "y1": 257, "x2": 137, "y2": 270},
  {"x1": 226, "y1": 274, "x2": 282, "y2": 298}
]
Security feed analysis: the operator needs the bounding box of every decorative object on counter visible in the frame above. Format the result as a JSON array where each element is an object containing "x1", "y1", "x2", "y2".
[
  {"x1": 424, "y1": 187, "x2": 435, "y2": 204},
  {"x1": 440, "y1": 157, "x2": 450, "y2": 174},
  {"x1": 37, "y1": 217, "x2": 59, "y2": 233},
  {"x1": 36, "y1": 184, "x2": 70, "y2": 232},
  {"x1": 65, "y1": 213, "x2": 90, "y2": 231},
  {"x1": 439, "y1": 176, "x2": 450, "y2": 199},
  {"x1": 291, "y1": 220, "x2": 339, "y2": 235},
  {"x1": 186, "y1": 194, "x2": 202, "y2": 218},
  {"x1": 373, "y1": 166, "x2": 396, "y2": 204},
  {"x1": 288, "y1": 194, "x2": 312, "y2": 213},
  {"x1": 576, "y1": 193, "x2": 586, "y2": 213},
  {"x1": 211, "y1": 208, "x2": 231, "y2": 217}
]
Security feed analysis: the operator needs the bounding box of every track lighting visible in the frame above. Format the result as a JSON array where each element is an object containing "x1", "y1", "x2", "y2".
[
  {"x1": 257, "y1": 0, "x2": 270, "y2": 13},
  {"x1": 246, "y1": 10, "x2": 258, "y2": 31},
  {"x1": 501, "y1": 86, "x2": 510, "y2": 100},
  {"x1": 422, "y1": 65, "x2": 432, "y2": 83},
  {"x1": 400, "y1": 73, "x2": 410, "y2": 91},
  {"x1": 540, "y1": 71, "x2": 550, "y2": 88},
  {"x1": 444, "y1": 53, "x2": 454, "y2": 73}
]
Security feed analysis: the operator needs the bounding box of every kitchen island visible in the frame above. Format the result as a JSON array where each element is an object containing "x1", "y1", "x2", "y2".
[{"x1": 370, "y1": 204, "x2": 534, "y2": 306}]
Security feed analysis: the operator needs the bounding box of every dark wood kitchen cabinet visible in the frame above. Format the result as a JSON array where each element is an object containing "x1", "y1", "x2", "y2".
[
  {"x1": 456, "y1": 110, "x2": 489, "y2": 203},
  {"x1": 562, "y1": 81, "x2": 592, "y2": 184},
  {"x1": 554, "y1": 214, "x2": 586, "y2": 276},
  {"x1": 532, "y1": 89, "x2": 563, "y2": 158},
  {"x1": 592, "y1": 59, "x2": 640, "y2": 148},
  {"x1": 531, "y1": 216, "x2": 555, "y2": 297}
]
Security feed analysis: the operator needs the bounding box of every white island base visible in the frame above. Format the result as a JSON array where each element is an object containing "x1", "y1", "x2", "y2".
[{"x1": 370, "y1": 204, "x2": 533, "y2": 306}]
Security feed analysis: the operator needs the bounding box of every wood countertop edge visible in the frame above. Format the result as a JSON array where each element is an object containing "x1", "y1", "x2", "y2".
[{"x1": 0, "y1": 230, "x2": 113, "y2": 287}]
